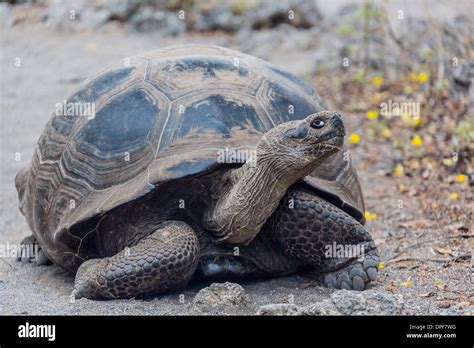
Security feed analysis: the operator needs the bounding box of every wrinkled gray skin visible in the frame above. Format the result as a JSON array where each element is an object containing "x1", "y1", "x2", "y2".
[
  {"x1": 204, "y1": 112, "x2": 345, "y2": 244},
  {"x1": 19, "y1": 111, "x2": 379, "y2": 299}
]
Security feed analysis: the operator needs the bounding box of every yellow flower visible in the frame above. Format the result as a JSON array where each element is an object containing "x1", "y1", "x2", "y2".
[
  {"x1": 398, "y1": 184, "x2": 407, "y2": 193},
  {"x1": 371, "y1": 76, "x2": 384, "y2": 87},
  {"x1": 364, "y1": 211, "x2": 377, "y2": 221},
  {"x1": 377, "y1": 261, "x2": 385, "y2": 271},
  {"x1": 449, "y1": 192, "x2": 458, "y2": 200},
  {"x1": 442, "y1": 158, "x2": 454, "y2": 166},
  {"x1": 455, "y1": 174, "x2": 466, "y2": 183},
  {"x1": 394, "y1": 163, "x2": 404, "y2": 177},
  {"x1": 401, "y1": 281, "x2": 414, "y2": 286},
  {"x1": 348, "y1": 133, "x2": 360, "y2": 144},
  {"x1": 417, "y1": 72, "x2": 429, "y2": 83},
  {"x1": 435, "y1": 280, "x2": 445, "y2": 287},
  {"x1": 408, "y1": 72, "x2": 418, "y2": 82},
  {"x1": 408, "y1": 71, "x2": 429, "y2": 83},
  {"x1": 401, "y1": 114, "x2": 421, "y2": 127},
  {"x1": 367, "y1": 109, "x2": 379, "y2": 120},
  {"x1": 410, "y1": 135, "x2": 422, "y2": 146},
  {"x1": 412, "y1": 116, "x2": 421, "y2": 127},
  {"x1": 404, "y1": 85, "x2": 413, "y2": 94},
  {"x1": 382, "y1": 128, "x2": 392, "y2": 138}
]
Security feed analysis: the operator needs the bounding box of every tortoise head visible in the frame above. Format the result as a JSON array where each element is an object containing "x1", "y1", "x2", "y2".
[
  {"x1": 257, "y1": 111, "x2": 345, "y2": 172},
  {"x1": 206, "y1": 111, "x2": 346, "y2": 245}
]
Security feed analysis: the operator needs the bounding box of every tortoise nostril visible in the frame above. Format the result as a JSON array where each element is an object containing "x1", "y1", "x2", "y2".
[{"x1": 330, "y1": 116, "x2": 345, "y2": 135}]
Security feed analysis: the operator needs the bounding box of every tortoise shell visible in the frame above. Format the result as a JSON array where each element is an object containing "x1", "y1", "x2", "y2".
[{"x1": 15, "y1": 45, "x2": 365, "y2": 254}]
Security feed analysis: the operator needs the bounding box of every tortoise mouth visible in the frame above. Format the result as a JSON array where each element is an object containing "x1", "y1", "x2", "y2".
[
  {"x1": 317, "y1": 129, "x2": 345, "y2": 148},
  {"x1": 326, "y1": 133, "x2": 344, "y2": 147}
]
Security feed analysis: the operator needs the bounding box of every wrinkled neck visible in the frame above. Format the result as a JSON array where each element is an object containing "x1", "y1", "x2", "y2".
[{"x1": 205, "y1": 153, "x2": 316, "y2": 245}]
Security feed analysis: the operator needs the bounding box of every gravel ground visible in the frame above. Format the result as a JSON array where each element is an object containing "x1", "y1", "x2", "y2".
[{"x1": 0, "y1": 2, "x2": 472, "y2": 315}]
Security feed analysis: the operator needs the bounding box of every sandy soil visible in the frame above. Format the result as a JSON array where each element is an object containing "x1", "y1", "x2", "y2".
[{"x1": 0, "y1": 11, "x2": 472, "y2": 315}]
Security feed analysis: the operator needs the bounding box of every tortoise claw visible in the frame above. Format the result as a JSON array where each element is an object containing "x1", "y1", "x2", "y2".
[{"x1": 322, "y1": 248, "x2": 379, "y2": 291}]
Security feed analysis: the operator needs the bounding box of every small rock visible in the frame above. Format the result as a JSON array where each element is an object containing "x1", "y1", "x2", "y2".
[
  {"x1": 453, "y1": 60, "x2": 473, "y2": 87},
  {"x1": 193, "y1": 4, "x2": 243, "y2": 32},
  {"x1": 102, "y1": 0, "x2": 138, "y2": 21},
  {"x1": 257, "y1": 290, "x2": 404, "y2": 316},
  {"x1": 129, "y1": 7, "x2": 185, "y2": 35},
  {"x1": 192, "y1": 282, "x2": 251, "y2": 314},
  {"x1": 247, "y1": 0, "x2": 323, "y2": 30},
  {"x1": 330, "y1": 289, "x2": 404, "y2": 315},
  {"x1": 128, "y1": 7, "x2": 166, "y2": 32},
  {"x1": 0, "y1": 2, "x2": 12, "y2": 28},
  {"x1": 301, "y1": 301, "x2": 341, "y2": 315},
  {"x1": 257, "y1": 303, "x2": 302, "y2": 316},
  {"x1": 45, "y1": 0, "x2": 139, "y2": 32},
  {"x1": 45, "y1": 0, "x2": 108, "y2": 31}
]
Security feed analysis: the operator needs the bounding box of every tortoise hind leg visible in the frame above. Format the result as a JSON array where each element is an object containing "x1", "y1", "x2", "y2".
[
  {"x1": 266, "y1": 187, "x2": 379, "y2": 290},
  {"x1": 16, "y1": 235, "x2": 51, "y2": 266},
  {"x1": 197, "y1": 255, "x2": 261, "y2": 279},
  {"x1": 196, "y1": 231, "x2": 300, "y2": 280},
  {"x1": 72, "y1": 221, "x2": 199, "y2": 300}
]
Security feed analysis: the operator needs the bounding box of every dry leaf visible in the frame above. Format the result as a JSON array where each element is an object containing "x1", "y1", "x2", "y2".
[
  {"x1": 297, "y1": 281, "x2": 316, "y2": 289},
  {"x1": 434, "y1": 247, "x2": 452, "y2": 256},
  {"x1": 421, "y1": 169, "x2": 430, "y2": 179},
  {"x1": 420, "y1": 292, "x2": 435, "y2": 298},
  {"x1": 386, "y1": 283, "x2": 397, "y2": 291},
  {"x1": 449, "y1": 222, "x2": 469, "y2": 232},
  {"x1": 399, "y1": 219, "x2": 431, "y2": 229},
  {"x1": 438, "y1": 301, "x2": 451, "y2": 308},
  {"x1": 457, "y1": 301, "x2": 470, "y2": 308}
]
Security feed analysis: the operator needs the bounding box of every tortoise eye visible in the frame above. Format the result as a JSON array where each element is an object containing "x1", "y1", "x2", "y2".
[{"x1": 311, "y1": 119, "x2": 325, "y2": 129}]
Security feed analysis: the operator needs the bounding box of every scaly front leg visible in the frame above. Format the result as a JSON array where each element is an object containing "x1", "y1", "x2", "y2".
[
  {"x1": 267, "y1": 187, "x2": 379, "y2": 290},
  {"x1": 72, "y1": 221, "x2": 199, "y2": 299}
]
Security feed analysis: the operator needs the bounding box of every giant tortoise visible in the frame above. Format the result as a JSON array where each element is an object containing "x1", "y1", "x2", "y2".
[{"x1": 15, "y1": 45, "x2": 379, "y2": 299}]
